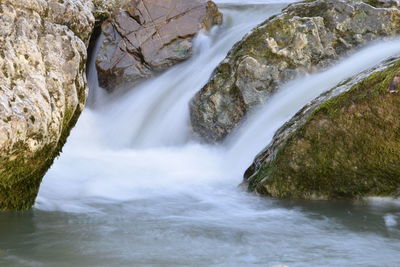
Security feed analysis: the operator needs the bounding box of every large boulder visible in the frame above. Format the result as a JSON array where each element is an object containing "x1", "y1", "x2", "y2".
[
  {"x1": 0, "y1": 0, "x2": 95, "y2": 210},
  {"x1": 244, "y1": 58, "x2": 400, "y2": 200},
  {"x1": 96, "y1": 0, "x2": 223, "y2": 91},
  {"x1": 190, "y1": 0, "x2": 400, "y2": 142}
]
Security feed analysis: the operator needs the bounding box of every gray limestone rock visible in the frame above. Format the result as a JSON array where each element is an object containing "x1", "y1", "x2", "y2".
[
  {"x1": 0, "y1": 0, "x2": 95, "y2": 210},
  {"x1": 190, "y1": 0, "x2": 400, "y2": 142}
]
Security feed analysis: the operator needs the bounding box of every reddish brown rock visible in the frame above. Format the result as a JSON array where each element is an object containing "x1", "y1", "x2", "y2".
[{"x1": 96, "y1": 0, "x2": 222, "y2": 91}]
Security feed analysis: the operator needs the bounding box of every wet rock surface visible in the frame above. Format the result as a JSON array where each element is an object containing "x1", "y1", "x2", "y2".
[
  {"x1": 190, "y1": 0, "x2": 400, "y2": 142},
  {"x1": 96, "y1": 0, "x2": 222, "y2": 91}
]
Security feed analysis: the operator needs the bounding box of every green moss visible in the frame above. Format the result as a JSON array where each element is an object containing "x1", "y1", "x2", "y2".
[
  {"x1": 248, "y1": 164, "x2": 272, "y2": 191},
  {"x1": 250, "y1": 61, "x2": 400, "y2": 200},
  {"x1": 0, "y1": 86, "x2": 85, "y2": 211},
  {"x1": 0, "y1": 144, "x2": 54, "y2": 210},
  {"x1": 361, "y1": 0, "x2": 382, "y2": 7}
]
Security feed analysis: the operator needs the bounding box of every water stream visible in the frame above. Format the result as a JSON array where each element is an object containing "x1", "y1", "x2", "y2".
[{"x1": 1, "y1": 1, "x2": 400, "y2": 266}]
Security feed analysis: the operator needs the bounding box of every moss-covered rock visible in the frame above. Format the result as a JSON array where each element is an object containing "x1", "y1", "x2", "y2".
[
  {"x1": 245, "y1": 58, "x2": 400, "y2": 200},
  {"x1": 190, "y1": 0, "x2": 400, "y2": 142},
  {"x1": 0, "y1": 0, "x2": 96, "y2": 210}
]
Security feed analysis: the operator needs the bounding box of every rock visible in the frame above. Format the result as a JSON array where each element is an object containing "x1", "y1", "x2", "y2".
[
  {"x1": 0, "y1": 0, "x2": 95, "y2": 210},
  {"x1": 92, "y1": 0, "x2": 131, "y2": 23},
  {"x1": 96, "y1": 0, "x2": 223, "y2": 91},
  {"x1": 388, "y1": 71, "x2": 400, "y2": 93},
  {"x1": 190, "y1": 0, "x2": 400, "y2": 142},
  {"x1": 244, "y1": 58, "x2": 400, "y2": 200},
  {"x1": 364, "y1": 0, "x2": 400, "y2": 8}
]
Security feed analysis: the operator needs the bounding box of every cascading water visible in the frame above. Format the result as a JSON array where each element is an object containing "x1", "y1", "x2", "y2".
[
  {"x1": 225, "y1": 39, "x2": 400, "y2": 174},
  {"x1": 1, "y1": 1, "x2": 400, "y2": 266},
  {"x1": 35, "y1": 2, "x2": 291, "y2": 210}
]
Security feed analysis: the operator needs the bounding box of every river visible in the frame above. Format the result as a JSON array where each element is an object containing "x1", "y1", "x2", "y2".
[{"x1": 1, "y1": 1, "x2": 399, "y2": 266}]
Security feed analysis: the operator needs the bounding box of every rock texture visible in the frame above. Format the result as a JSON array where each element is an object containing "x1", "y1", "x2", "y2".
[
  {"x1": 96, "y1": 0, "x2": 222, "y2": 91},
  {"x1": 93, "y1": 0, "x2": 130, "y2": 23},
  {"x1": 190, "y1": 0, "x2": 400, "y2": 142},
  {"x1": 0, "y1": 0, "x2": 95, "y2": 210},
  {"x1": 244, "y1": 58, "x2": 400, "y2": 200},
  {"x1": 364, "y1": 0, "x2": 400, "y2": 8}
]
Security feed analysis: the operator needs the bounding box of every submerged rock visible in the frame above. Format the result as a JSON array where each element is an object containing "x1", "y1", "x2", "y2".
[
  {"x1": 190, "y1": 0, "x2": 400, "y2": 142},
  {"x1": 0, "y1": 0, "x2": 95, "y2": 210},
  {"x1": 96, "y1": 0, "x2": 223, "y2": 91},
  {"x1": 245, "y1": 58, "x2": 400, "y2": 200}
]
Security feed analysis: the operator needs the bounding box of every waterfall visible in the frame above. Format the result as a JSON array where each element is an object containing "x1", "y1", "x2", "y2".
[
  {"x1": 36, "y1": 2, "x2": 400, "y2": 213},
  {"x1": 36, "y1": 2, "x2": 291, "y2": 211}
]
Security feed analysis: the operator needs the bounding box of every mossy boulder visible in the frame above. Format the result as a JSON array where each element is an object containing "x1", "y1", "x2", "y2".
[
  {"x1": 245, "y1": 58, "x2": 400, "y2": 200},
  {"x1": 0, "y1": 0, "x2": 97, "y2": 211},
  {"x1": 190, "y1": 0, "x2": 400, "y2": 142}
]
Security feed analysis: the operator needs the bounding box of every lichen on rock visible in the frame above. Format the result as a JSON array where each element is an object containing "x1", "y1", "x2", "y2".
[
  {"x1": 0, "y1": 0, "x2": 95, "y2": 210},
  {"x1": 245, "y1": 58, "x2": 400, "y2": 200},
  {"x1": 92, "y1": 0, "x2": 131, "y2": 24},
  {"x1": 190, "y1": 0, "x2": 400, "y2": 142}
]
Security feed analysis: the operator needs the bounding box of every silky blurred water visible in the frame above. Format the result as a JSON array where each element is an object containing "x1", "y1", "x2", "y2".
[{"x1": 1, "y1": 1, "x2": 400, "y2": 266}]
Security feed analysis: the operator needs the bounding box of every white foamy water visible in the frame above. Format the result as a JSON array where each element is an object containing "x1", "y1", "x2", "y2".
[
  {"x1": 36, "y1": 3, "x2": 289, "y2": 210},
  {"x1": 39, "y1": 37, "x2": 400, "y2": 208},
  {"x1": 384, "y1": 214, "x2": 398, "y2": 227},
  {"x1": 2, "y1": 2, "x2": 399, "y2": 266}
]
